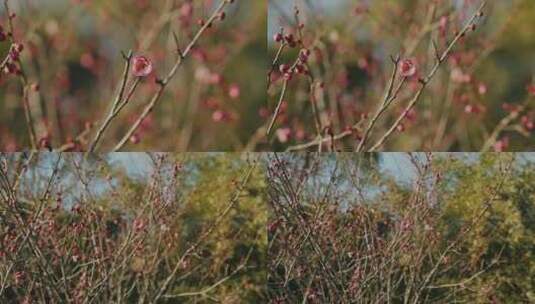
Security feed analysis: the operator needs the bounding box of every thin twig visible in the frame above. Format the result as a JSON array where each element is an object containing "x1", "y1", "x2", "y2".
[
  {"x1": 151, "y1": 161, "x2": 257, "y2": 302},
  {"x1": 87, "y1": 51, "x2": 134, "y2": 154},
  {"x1": 113, "y1": 0, "x2": 232, "y2": 151},
  {"x1": 3, "y1": 0, "x2": 37, "y2": 149},
  {"x1": 481, "y1": 104, "x2": 527, "y2": 152},
  {"x1": 369, "y1": 1, "x2": 487, "y2": 151}
]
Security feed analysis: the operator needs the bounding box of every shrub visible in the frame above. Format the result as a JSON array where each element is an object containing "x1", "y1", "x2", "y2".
[
  {"x1": 0, "y1": 153, "x2": 267, "y2": 302},
  {"x1": 267, "y1": 153, "x2": 535, "y2": 302}
]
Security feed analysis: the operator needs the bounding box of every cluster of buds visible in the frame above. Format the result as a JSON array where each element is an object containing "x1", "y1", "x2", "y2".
[
  {"x1": 278, "y1": 48, "x2": 310, "y2": 81},
  {"x1": 180, "y1": 0, "x2": 233, "y2": 28},
  {"x1": 274, "y1": 32, "x2": 299, "y2": 48},
  {"x1": 3, "y1": 43, "x2": 23, "y2": 75},
  {"x1": 501, "y1": 102, "x2": 534, "y2": 132}
]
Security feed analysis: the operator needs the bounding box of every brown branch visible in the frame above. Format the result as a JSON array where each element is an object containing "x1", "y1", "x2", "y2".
[
  {"x1": 152, "y1": 161, "x2": 257, "y2": 302},
  {"x1": 87, "y1": 51, "x2": 134, "y2": 154},
  {"x1": 369, "y1": 1, "x2": 487, "y2": 151},
  {"x1": 113, "y1": 0, "x2": 233, "y2": 151}
]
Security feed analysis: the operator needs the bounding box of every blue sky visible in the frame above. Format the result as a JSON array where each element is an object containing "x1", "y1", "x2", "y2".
[
  {"x1": 46, "y1": 152, "x2": 535, "y2": 187},
  {"x1": 18, "y1": 152, "x2": 535, "y2": 210},
  {"x1": 108, "y1": 152, "x2": 153, "y2": 177},
  {"x1": 109, "y1": 152, "x2": 535, "y2": 184},
  {"x1": 109, "y1": 152, "x2": 417, "y2": 182},
  {"x1": 268, "y1": 0, "x2": 345, "y2": 39},
  {"x1": 267, "y1": 0, "x2": 500, "y2": 42}
]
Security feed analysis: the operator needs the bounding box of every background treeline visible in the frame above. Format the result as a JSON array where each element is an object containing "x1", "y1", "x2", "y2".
[
  {"x1": 268, "y1": 153, "x2": 535, "y2": 303},
  {"x1": 1, "y1": 152, "x2": 534, "y2": 302},
  {"x1": 0, "y1": 153, "x2": 267, "y2": 303}
]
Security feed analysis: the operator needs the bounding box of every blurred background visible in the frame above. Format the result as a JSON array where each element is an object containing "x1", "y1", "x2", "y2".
[
  {"x1": 267, "y1": 0, "x2": 535, "y2": 151},
  {"x1": 0, "y1": 0, "x2": 267, "y2": 151}
]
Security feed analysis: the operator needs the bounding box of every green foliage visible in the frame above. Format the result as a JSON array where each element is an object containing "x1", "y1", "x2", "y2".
[
  {"x1": 172, "y1": 154, "x2": 268, "y2": 302},
  {"x1": 435, "y1": 154, "x2": 535, "y2": 302},
  {"x1": 0, "y1": 153, "x2": 267, "y2": 303}
]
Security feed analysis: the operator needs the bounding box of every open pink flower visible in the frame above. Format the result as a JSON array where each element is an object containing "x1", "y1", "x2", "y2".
[
  {"x1": 132, "y1": 55, "x2": 153, "y2": 77},
  {"x1": 399, "y1": 58, "x2": 417, "y2": 77}
]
